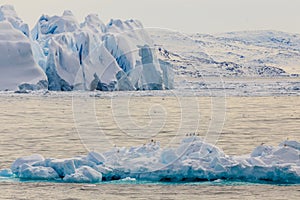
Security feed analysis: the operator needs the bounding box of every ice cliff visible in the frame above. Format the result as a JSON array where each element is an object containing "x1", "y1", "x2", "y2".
[{"x1": 0, "y1": 5, "x2": 173, "y2": 91}]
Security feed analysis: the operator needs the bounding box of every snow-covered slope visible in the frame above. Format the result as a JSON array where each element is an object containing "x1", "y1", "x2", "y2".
[{"x1": 151, "y1": 29, "x2": 300, "y2": 78}]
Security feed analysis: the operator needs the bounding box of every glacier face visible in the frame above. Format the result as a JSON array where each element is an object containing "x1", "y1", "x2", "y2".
[
  {"x1": 0, "y1": 4, "x2": 298, "y2": 92},
  {"x1": 31, "y1": 10, "x2": 171, "y2": 91},
  {"x1": 104, "y1": 19, "x2": 166, "y2": 90},
  {"x1": 0, "y1": 5, "x2": 173, "y2": 91},
  {"x1": 2, "y1": 137, "x2": 299, "y2": 184},
  {"x1": 33, "y1": 12, "x2": 122, "y2": 91}
]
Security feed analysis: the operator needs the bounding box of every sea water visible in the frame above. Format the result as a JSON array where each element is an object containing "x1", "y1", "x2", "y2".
[{"x1": 0, "y1": 93, "x2": 299, "y2": 199}]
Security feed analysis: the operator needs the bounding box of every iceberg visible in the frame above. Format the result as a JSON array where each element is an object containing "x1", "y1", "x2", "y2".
[
  {"x1": 18, "y1": 164, "x2": 59, "y2": 180},
  {"x1": 3, "y1": 137, "x2": 299, "y2": 184},
  {"x1": 0, "y1": 169, "x2": 13, "y2": 178},
  {"x1": 31, "y1": 10, "x2": 172, "y2": 91},
  {"x1": 0, "y1": 5, "x2": 173, "y2": 91},
  {"x1": 32, "y1": 11, "x2": 120, "y2": 91},
  {"x1": 63, "y1": 166, "x2": 102, "y2": 183},
  {"x1": 11, "y1": 154, "x2": 45, "y2": 175}
]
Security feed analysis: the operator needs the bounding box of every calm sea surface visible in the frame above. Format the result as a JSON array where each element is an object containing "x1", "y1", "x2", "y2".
[{"x1": 0, "y1": 94, "x2": 299, "y2": 199}]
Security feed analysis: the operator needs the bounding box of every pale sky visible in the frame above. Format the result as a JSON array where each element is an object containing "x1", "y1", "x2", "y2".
[{"x1": 1, "y1": 0, "x2": 300, "y2": 34}]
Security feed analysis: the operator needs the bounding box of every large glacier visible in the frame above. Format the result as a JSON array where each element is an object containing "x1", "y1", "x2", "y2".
[
  {"x1": 32, "y1": 11, "x2": 121, "y2": 91},
  {"x1": 0, "y1": 5, "x2": 299, "y2": 92},
  {"x1": 2, "y1": 137, "x2": 299, "y2": 184},
  {"x1": 31, "y1": 10, "x2": 171, "y2": 91},
  {"x1": 0, "y1": 5, "x2": 173, "y2": 91}
]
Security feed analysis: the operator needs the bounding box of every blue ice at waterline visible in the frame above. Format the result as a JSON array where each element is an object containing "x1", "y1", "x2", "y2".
[{"x1": 0, "y1": 137, "x2": 299, "y2": 184}]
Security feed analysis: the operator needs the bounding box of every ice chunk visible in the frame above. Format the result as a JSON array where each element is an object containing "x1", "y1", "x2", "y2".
[
  {"x1": 18, "y1": 80, "x2": 48, "y2": 92},
  {"x1": 63, "y1": 166, "x2": 102, "y2": 183},
  {"x1": 121, "y1": 177, "x2": 136, "y2": 182},
  {"x1": 87, "y1": 151, "x2": 105, "y2": 165},
  {"x1": 19, "y1": 164, "x2": 59, "y2": 180},
  {"x1": 11, "y1": 154, "x2": 44, "y2": 175},
  {"x1": 46, "y1": 159, "x2": 76, "y2": 177},
  {"x1": 0, "y1": 169, "x2": 13, "y2": 177}
]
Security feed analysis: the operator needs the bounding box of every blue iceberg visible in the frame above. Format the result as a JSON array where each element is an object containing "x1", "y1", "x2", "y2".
[{"x1": 2, "y1": 137, "x2": 299, "y2": 184}]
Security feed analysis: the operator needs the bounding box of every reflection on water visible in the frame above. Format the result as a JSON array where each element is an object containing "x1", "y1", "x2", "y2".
[{"x1": 0, "y1": 95, "x2": 299, "y2": 199}]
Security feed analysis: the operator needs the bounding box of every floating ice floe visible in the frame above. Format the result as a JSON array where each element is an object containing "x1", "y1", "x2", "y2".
[{"x1": 1, "y1": 137, "x2": 299, "y2": 184}]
